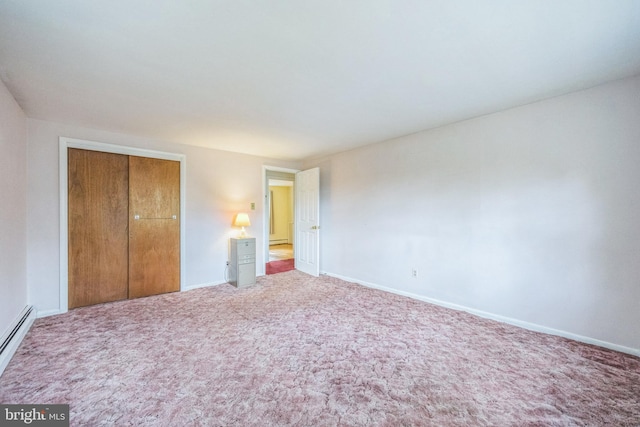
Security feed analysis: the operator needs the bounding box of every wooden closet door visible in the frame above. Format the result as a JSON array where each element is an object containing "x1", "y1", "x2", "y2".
[
  {"x1": 128, "y1": 156, "x2": 180, "y2": 298},
  {"x1": 68, "y1": 149, "x2": 129, "y2": 308}
]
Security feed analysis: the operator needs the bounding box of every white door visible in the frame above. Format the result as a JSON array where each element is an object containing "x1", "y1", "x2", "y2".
[{"x1": 295, "y1": 167, "x2": 320, "y2": 276}]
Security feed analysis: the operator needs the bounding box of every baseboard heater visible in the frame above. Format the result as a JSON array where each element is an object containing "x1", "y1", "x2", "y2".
[{"x1": 0, "y1": 305, "x2": 35, "y2": 376}]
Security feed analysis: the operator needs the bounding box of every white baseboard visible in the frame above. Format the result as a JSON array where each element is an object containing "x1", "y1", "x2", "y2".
[
  {"x1": 269, "y1": 239, "x2": 289, "y2": 245},
  {"x1": 36, "y1": 308, "x2": 64, "y2": 318},
  {"x1": 37, "y1": 281, "x2": 234, "y2": 317},
  {"x1": 323, "y1": 272, "x2": 640, "y2": 358},
  {"x1": 0, "y1": 306, "x2": 36, "y2": 377},
  {"x1": 183, "y1": 280, "x2": 228, "y2": 291}
]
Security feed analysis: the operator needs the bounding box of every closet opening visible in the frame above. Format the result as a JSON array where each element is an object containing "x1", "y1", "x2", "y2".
[{"x1": 59, "y1": 137, "x2": 186, "y2": 314}]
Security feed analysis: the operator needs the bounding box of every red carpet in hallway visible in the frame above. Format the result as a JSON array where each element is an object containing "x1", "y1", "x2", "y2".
[{"x1": 266, "y1": 258, "x2": 294, "y2": 274}]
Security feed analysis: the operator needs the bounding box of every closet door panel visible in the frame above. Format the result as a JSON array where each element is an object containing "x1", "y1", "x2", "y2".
[
  {"x1": 68, "y1": 149, "x2": 129, "y2": 308},
  {"x1": 128, "y1": 219, "x2": 180, "y2": 298},
  {"x1": 129, "y1": 156, "x2": 180, "y2": 219},
  {"x1": 128, "y1": 156, "x2": 180, "y2": 298}
]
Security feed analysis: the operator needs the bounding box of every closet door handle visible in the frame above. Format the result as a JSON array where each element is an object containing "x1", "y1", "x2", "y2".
[{"x1": 133, "y1": 215, "x2": 177, "y2": 220}]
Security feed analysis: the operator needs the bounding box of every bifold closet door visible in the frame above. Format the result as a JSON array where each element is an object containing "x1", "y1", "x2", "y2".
[
  {"x1": 68, "y1": 149, "x2": 129, "y2": 309},
  {"x1": 128, "y1": 156, "x2": 180, "y2": 298}
]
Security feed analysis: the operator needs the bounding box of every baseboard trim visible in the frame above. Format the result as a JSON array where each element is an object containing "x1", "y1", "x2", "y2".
[
  {"x1": 0, "y1": 306, "x2": 36, "y2": 377},
  {"x1": 37, "y1": 281, "x2": 239, "y2": 316},
  {"x1": 183, "y1": 280, "x2": 228, "y2": 291},
  {"x1": 323, "y1": 272, "x2": 640, "y2": 358},
  {"x1": 36, "y1": 308, "x2": 64, "y2": 318},
  {"x1": 269, "y1": 240, "x2": 289, "y2": 245}
]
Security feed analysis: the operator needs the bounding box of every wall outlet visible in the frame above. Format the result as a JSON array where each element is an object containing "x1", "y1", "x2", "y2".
[
  {"x1": 250, "y1": 202, "x2": 255, "y2": 210},
  {"x1": 411, "y1": 268, "x2": 418, "y2": 278}
]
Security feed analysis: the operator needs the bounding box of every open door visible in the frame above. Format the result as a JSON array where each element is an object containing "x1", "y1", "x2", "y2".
[{"x1": 295, "y1": 167, "x2": 320, "y2": 276}]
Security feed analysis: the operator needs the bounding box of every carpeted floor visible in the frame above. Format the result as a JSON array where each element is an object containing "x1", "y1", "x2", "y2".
[{"x1": 1, "y1": 271, "x2": 639, "y2": 426}]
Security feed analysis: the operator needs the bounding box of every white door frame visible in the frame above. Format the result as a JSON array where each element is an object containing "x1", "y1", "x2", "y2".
[
  {"x1": 262, "y1": 166, "x2": 299, "y2": 274},
  {"x1": 59, "y1": 137, "x2": 186, "y2": 314}
]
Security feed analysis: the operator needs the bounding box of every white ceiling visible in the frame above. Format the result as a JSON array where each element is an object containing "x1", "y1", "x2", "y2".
[{"x1": 1, "y1": 1, "x2": 640, "y2": 161}]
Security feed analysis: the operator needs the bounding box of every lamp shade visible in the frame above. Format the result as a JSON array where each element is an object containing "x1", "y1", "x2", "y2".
[{"x1": 233, "y1": 213, "x2": 251, "y2": 227}]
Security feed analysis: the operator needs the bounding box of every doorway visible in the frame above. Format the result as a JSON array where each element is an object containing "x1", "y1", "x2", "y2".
[
  {"x1": 263, "y1": 166, "x2": 321, "y2": 277},
  {"x1": 264, "y1": 168, "x2": 296, "y2": 275}
]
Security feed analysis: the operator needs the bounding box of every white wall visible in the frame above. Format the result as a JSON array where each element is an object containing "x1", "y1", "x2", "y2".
[
  {"x1": 27, "y1": 119, "x2": 301, "y2": 315},
  {"x1": 306, "y1": 75, "x2": 640, "y2": 353},
  {"x1": 0, "y1": 79, "x2": 28, "y2": 337}
]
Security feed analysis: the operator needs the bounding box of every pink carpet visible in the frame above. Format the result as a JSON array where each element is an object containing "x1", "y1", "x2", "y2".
[
  {"x1": 1, "y1": 271, "x2": 639, "y2": 426},
  {"x1": 265, "y1": 258, "x2": 294, "y2": 275}
]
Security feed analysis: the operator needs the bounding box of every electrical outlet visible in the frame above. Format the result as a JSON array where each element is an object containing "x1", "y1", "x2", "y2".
[
  {"x1": 250, "y1": 202, "x2": 255, "y2": 210},
  {"x1": 226, "y1": 261, "x2": 229, "y2": 266},
  {"x1": 411, "y1": 268, "x2": 418, "y2": 278}
]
